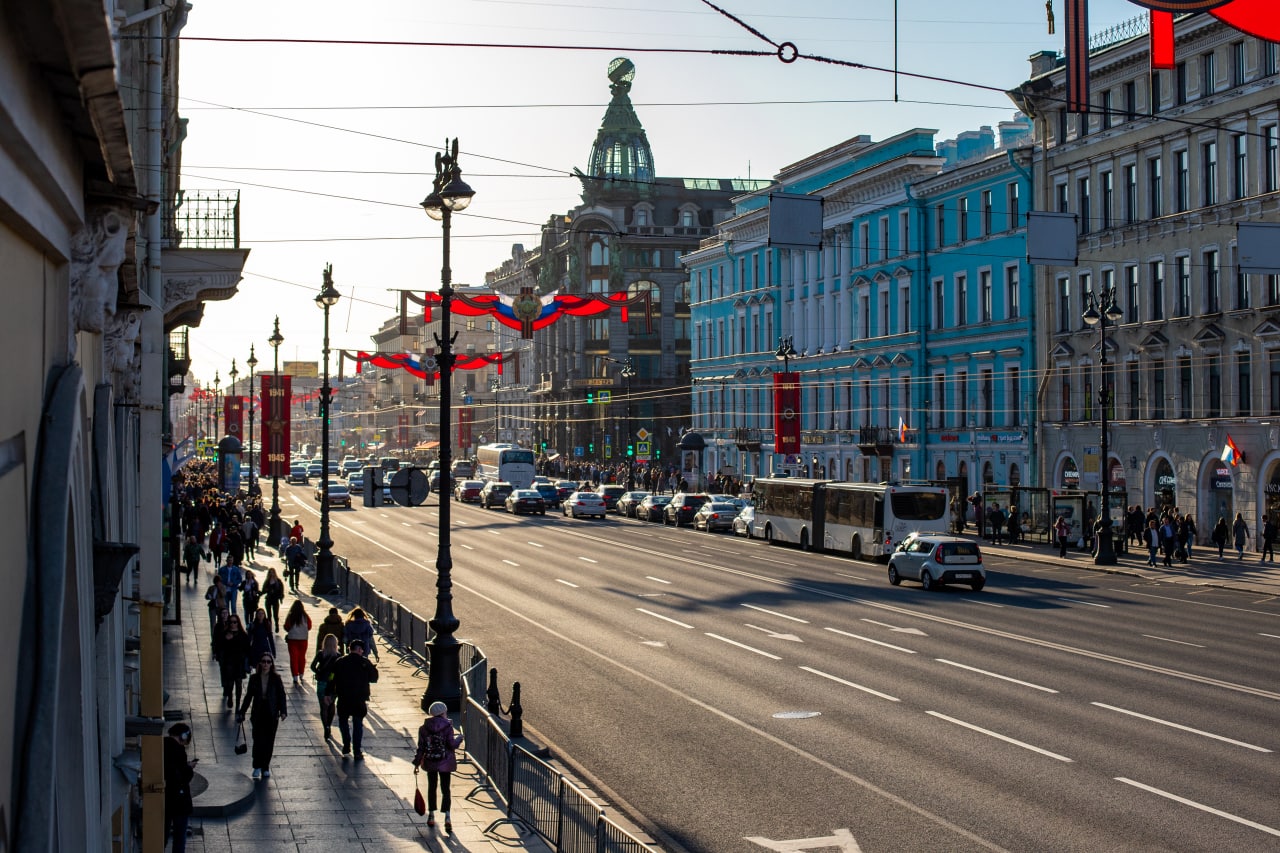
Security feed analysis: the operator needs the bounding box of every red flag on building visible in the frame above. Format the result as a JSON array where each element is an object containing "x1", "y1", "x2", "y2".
[
  {"x1": 224, "y1": 396, "x2": 244, "y2": 439},
  {"x1": 261, "y1": 375, "x2": 292, "y2": 478},
  {"x1": 773, "y1": 372, "x2": 801, "y2": 455}
]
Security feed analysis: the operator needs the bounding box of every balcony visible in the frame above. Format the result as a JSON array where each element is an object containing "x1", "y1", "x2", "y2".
[
  {"x1": 857, "y1": 426, "x2": 900, "y2": 456},
  {"x1": 162, "y1": 190, "x2": 251, "y2": 332}
]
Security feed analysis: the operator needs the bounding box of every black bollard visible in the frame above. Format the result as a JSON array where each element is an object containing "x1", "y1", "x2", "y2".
[
  {"x1": 509, "y1": 681, "x2": 523, "y2": 738},
  {"x1": 486, "y1": 667, "x2": 503, "y2": 716}
]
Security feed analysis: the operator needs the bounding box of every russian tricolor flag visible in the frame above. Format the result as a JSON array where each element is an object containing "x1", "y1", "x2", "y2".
[{"x1": 898, "y1": 416, "x2": 907, "y2": 443}]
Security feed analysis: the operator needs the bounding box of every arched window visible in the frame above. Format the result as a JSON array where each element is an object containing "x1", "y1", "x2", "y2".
[
  {"x1": 589, "y1": 238, "x2": 609, "y2": 266},
  {"x1": 681, "y1": 210, "x2": 697, "y2": 227}
]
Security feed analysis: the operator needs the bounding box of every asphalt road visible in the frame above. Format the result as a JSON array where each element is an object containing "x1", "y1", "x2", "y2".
[{"x1": 277, "y1": 482, "x2": 1280, "y2": 852}]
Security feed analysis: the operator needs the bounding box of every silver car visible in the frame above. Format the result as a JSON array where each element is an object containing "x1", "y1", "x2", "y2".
[
  {"x1": 562, "y1": 491, "x2": 607, "y2": 519},
  {"x1": 887, "y1": 534, "x2": 986, "y2": 591}
]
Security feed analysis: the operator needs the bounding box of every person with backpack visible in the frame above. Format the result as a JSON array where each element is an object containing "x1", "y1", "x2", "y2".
[
  {"x1": 414, "y1": 701, "x2": 464, "y2": 832},
  {"x1": 284, "y1": 537, "x2": 305, "y2": 592}
]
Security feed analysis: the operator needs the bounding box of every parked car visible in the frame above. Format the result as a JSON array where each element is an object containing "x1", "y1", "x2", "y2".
[
  {"x1": 555, "y1": 480, "x2": 578, "y2": 501},
  {"x1": 533, "y1": 482, "x2": 561, "y2": 508},
  {"x1": 595, "y1": 485, "x2": 626, "y2": 512},
  {"x1": 637, "y1": 494, "x2": 672, "y2": 522},
  {"x1": 562, "y1": 491, "x2": 607, "y2": 519},
  {"x1": 347, "y1": 472, "x2": 364, "y2": 494},
  {"x1": 693, "y1": 501, "x2": 739, "y2": 533},
  {"x1": 479, "y1": 481, "x2": 514, "y2": 509},
  {"x1": 287, "y1": 465, "x2": 309, "y2": 484},
  {"x1": 454, "y1": 479, "x2": 484, "y2": 503},
  {"x1": 314, "y1": 482, "x2": 352, "y2": 508},
  {"x1": 615, "y1": 491, "x2": 650, "y2": 517},
  {"x1": 732, "y1": 505, "x2": 756, "y2": 538},
  {"x1": 664, "y1": 492, "x2": 710, "y2": 527},
  {"x1": 505, "y1": 489, "x2": 547, "y2": 515},
  {"x1": 888, "y1": 534, "x2": 986, "y2": 591}
]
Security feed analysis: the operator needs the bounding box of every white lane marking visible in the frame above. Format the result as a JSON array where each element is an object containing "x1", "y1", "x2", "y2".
[
  {"x1": 379, "y1": 513, "x2": 390, "y2": 518},
  {"x1": 645, "y1": 576, "x2": 672, "y2": 584},
  {"x1": 742, "y1": 603, "x2": 809, "y2": 623},
  {"x1": 527, "y1": 541, "x2": 544, "y2": 548},
  {"x1": 636, "y1": 608, "x2": 694, "y2": 629},
  {"x1": 935, "y1": 659, "x2": 1059, "y2": 693},
  {"x1": 1058, "y1": 597, "x2": 1111, "y2": 608},
  {"x1": 752, "y1": 556, "x2": 802, "y2": 567},
  {"x1": 402, "y1": 522, "x2": 412, "y2": 527},
  {"x1": 1092, "y1": 703, "x2": 1272, "y2": 752},
  {"x1": 501, "y1": 559, "x2": 519, "y2": 567},
  {"x1": 967, "y1": 598, "x2": 1004, "y2": 607},
  {"x1": 1141, "y1": 634, "x2": 1205, "y2": 648},
  {"x1": 927, "y1": 712, "x2": 1073, "y2": 762},
  {"x1": 488, "y1": 530, "x2": 502, "y2": 536},
  {"x1": 824, "y1": 627, "x2": 917, "y2": 654},
  {"x1": 370, "y1": 564, "x2": 392, "y2": 568},
  {"x1": 745, "y1": 828, "x2": 864, "y2": 852},
  {"x1": 800, "y1": 666, "x2": 898, "y2": 702},
  {"x1": 459, "y1": 543, "x2": 473, "y2": 551},
  {"x1": 579, "y1": 557, "x2": 598, "y2": 564},
  {"x1": 556, "y1": 579, "x2": 578, "y2": 588},
  {"x1": 1115, "y1": 777, "x2": 1280, "y2": 837},
  {"x1": 1261, "y1": 633, "x2": 1280, "y2": 639},
  {"x1": 861, "y1": 618, "x2": 926, "y2": 636},
  {"x1": 1128, "y1": 590, "x2": 1278, "y2": 617},
  {"x1": 745, "y1": 624, "x2": 803, "y2": 642},
  {"x1": 706, "y1": 633, "x2": 782, "y2": 660}
]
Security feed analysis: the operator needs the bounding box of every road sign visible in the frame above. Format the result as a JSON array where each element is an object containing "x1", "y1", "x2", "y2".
[
  {"x1": 636, "y1": 440, "x2": 651, "y2": 460},
  {"x1": 635, "y1": 428, "x2": 650, "y2": 441},
  {"x1": 598, "y1": 390, "x2": 612, "y2": 404}
]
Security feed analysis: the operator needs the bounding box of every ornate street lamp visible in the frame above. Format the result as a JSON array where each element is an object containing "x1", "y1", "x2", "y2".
[
  {"x1": 268, "y1": 317, "x2": 284, "y2": 543},
  {"x1": 1083, "y1": 286, "x2": 1124, "y2": 566},
  {"x1": 420, "y1": 138, "x2": 474, "y2": 712},
  {"x1": 775, "y1": 336, "x2": 797, "y2": 373},
  {"x1": 213, "y1": 371, "x2": 221, "y2": 439},
  {"x1": 246, "y1": 345, "x2": 259, "y2": 495},
  {"x1": 621, "y1": 358, "x2": 636, "y2": 488},
  {"x1": 313, "y1": 265, "x2": 341, "y2": 594}
]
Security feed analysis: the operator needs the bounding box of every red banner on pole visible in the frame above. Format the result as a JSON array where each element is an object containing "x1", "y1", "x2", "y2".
[
  {"x1": 773, "y1": 372, "x2": 801, "y2": 455},
  {"x1": 398, "y1": 414, "x2": 409, "y2": 450},
  {"x1": 224, "y1": 396, "x2": 244, "y2": 440},
  {"x1": 457, "y1": 407, "x2": 473, "y2": 451},
  {"x1": 261, "y1": 375, "x2": 292, "y2": 478}
]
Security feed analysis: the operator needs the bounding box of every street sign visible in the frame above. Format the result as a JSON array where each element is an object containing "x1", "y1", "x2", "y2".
[
  {"x1": 636, "y1": 428, "x2": 650, "y2": 441},
  {"x1": 574, "y1": 446, "x2": 584, "y2": 457},
  {"x1": 598, "y1": 390, "x2": 612, "y2": 404},
  {"x1": 636, "y1": 440, "x2": 651, "y2": 460}
]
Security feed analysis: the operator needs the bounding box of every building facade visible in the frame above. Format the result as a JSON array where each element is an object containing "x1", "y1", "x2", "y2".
[{"x1": 1009, "y1": 15, "x2": 1280, "y2": 536}]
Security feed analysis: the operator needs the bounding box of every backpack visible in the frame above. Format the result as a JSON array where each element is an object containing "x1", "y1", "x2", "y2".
[{"x1": 421, "y1": 729, "x2": 448, "y2": 763}]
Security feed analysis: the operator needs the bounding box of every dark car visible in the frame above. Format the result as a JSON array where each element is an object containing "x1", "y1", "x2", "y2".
[
  {"x1": 429, "y1": 469, "x2": 453, "y2": 494},
  {"x1": 637, "y1": 494, "x2": 672, "y2": 522},
  {"x1": 479, "y1": 481, "x2": 514, "y2": 509},
  {"x1": 595, "y1": 485, "x2": 626, "y2": 512},
  {"x1": 505, "y1": 489, "x2": 547, "y2": 515},
  {"x1": 615, "y1": 491, "x2": 650, "y2": 517},
  {"x1": 693, "y1": 501, "x2": 739, "y2": 533},
  {"x1": 665, "y1": 492, "x2": 710, "y2": 527},
  {"x1": 534, "y1": 482, "x2": 561, "y2": 507},
  {"x1": 555, "y1": 480, "x2": 578, "y2": 501}
]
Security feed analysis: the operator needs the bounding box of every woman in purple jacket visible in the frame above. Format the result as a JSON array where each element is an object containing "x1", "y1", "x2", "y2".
[{"x1": 413, "y1": 701, "x2": 464, "y2": 832}]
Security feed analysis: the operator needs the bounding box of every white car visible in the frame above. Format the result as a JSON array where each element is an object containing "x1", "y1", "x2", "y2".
[
  {"x1": 887, "y1": 534, "x2": 986, "y2": 591},
  {"x1": 562, "y1": 491, "x2": 607, "y2": 519}
]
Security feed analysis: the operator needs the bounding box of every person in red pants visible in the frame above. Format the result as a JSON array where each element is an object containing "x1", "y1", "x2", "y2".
[{"x1": 283, "y1": 600, "x2": 312, "y2": 685}]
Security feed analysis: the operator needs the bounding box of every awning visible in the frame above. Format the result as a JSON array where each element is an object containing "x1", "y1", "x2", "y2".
[
  {"x1": 545, "y1": 452, "x2": 561, "y2": 462},
  {"x1": 415, "y1": 440, "x2": 440, "y2": 450}
]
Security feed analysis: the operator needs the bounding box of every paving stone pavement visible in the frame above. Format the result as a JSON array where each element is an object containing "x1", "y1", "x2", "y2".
[{"x1": 164, "y1": 551, "x2": 553, "y2": 852}]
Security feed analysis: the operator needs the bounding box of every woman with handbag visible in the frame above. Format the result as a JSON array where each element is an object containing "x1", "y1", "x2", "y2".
[
  {"x1": 413, "y1": 701, "x2": 464, "y2": 832},
  {"x1": 262, "y1": 567, "x2": 285, "y2": 632},
  {"x1": 310, "y1": 634, "x2": 341, "y2": 741},
  {"x1": 237, "y1": 652, "x2": 288, "y2": 779}
]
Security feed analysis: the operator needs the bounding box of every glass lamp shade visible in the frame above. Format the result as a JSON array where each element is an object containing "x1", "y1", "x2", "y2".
[
  {"x1": 316, "y1": 285, "x2": 340, "y2": 308},
  {"x1": 421, "y1": 192, "x2": 445, "y2": 221},
  {"x1": 1082, "y1": 305, "x2": 1101, "y2": 326},
  {"x1": 440, "y1": 176, "x2": 475, "y2": 211}
]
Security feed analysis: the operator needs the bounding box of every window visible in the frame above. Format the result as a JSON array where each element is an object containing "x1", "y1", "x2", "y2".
[
  {"x1": 957, "y1": 371, "x2": 968, "y2": 426},
  {"x1": 859, "y1": 221, "x2": 871, "y2": 265},
  {"x1": 1175, "y1": 255, "x2": 1191, "y2": 316},
  {"x1": 980, "y1": 270, "x2": 992, "y2": 322},
  {"x1": 1266, "y1": 126, "x2": 1279, "y2": 193},
  {"x1": 1232, "y1": 41, "x2": 1246, "y2": 87},
  {"x1": 1101, "y1": 89, "x2": 1114, "y2": 129},
  {"x1": 1232, "y1": 133, "x2": 1248, "y2": 200},
  {"x1": 1006, "y1": 266, "x2": 1020, "y2": 319},
  {"x1": 1148, "y1": 157, "x2": 1163, "y2": 217},
  {"x1": 1060, "y1": 368, "x2": 1072, "y2": 421},
  {"x1": 957, "y1": 274, "x2": 968, "y2": 326},
  {"x1": 1175, "y1": 150, "x2": 1189, "y2": 212},
  {"x1": 1124, "y1": 80, "x2": 1137, "y2": 120},
  {"x1": 1271, "y1": 351, "x2": 1280, "y2": 415},
  {"x1": 1125, "y1": 265, "x2": 1140, "y2": 323},
  {"x1": 1208, "y1": 355, "x2": 1222, "y2": 417},
  {"x1": 899, "y1": 210, "x2": 910, "y2": 255},
  {"x1": 1269, "y1": 275, "x2": 1280, "y2": 308},
  {"x1": 1238, "y1": 351, "x2": 1252, "y2": 416},
  {"x1": 1007, "y1": 182, "x2": 1020, "y2": 231},
  {"x1": 1127, "y1": 361, "x2": 1140, "y2": 419},
  {"x1": 1176, "y1": 62, "x2": 1188, "y2": 104},
  {"x1": 1201, "y1": 51, "x2": 1216, "y2": 96},
  {"x1": 980, "y1": 369, "x2": 994, "y2": 427},
  {"x1": 1057, "y1": 109, "x2": 1069, "y2": 144},
  {"x1": 1078, "y1": 111, "x2": 1090, "y2": 138},
  {"x1": 1204, "y1": 249, "x2": 1220, "y2": 313},
  {"x1": 1057, "y1": 277, "x2": 1071, "y2": 332},
  {"x1": 1123, "y1": 164, "x2": 1137, "y2": 223},
  {"x1": 1084, "y1": 373, "x2": 1093, "y2": 421},
  {"x1": 1202, "y1": 141, "x2": 1218, "y2": 206},
  {"x1": 1149, "y1": 261, "x2": 1165, "y2": 320},
  {"x1": 933, "y1": 278, "x2": 945, "y2": 329},
  {"x1": 879, "y1": 216, "x2": 890, "y2": 261},
  {"x1": 1080, "y1": 271, "x2": 1092, "y2": 320},
  {"x1": 958, "y1": 197, "x2": 969, "y2": 242},
  {"x1": 588, "y1": 239, "x2": 609, "y2": 266},
  {"x1": 981, "y1": 190, "x2": 993, "y2": 236},
  {"x1": 681, "y1": 210, "x2": 696, "y2": 227},
  {"x1": 1179, "y1": 357, "x2": 1193, "y2": 418},
  {"x1": 934, "y1": 375, "x2": 945, "y2": 428},
  {"x1": 934, "y1": 204, "x2": 946, "y2": 248},
  {"x1": 1077, "y1": 176, "x2": 1091, "y2": 233},
  {"x1": 1100, "y1": 170, "x2": 1113, "y2": 229},
  {"x1": 1152, "y1": 72, "x2": 1163, "y2": 114},
  {"x1": 1152, "y1": 359, "x2": 1166, "y2": 419},
  {"x1": 1266, "y1": 41, "x2": 1279, "y2": 77},
  {"x1": 1008, "y1": 366, "x2": 1021, "y2": 425},
  {"x1": 1056, "y1": 182, "x2": 1069, "y2": 214}
]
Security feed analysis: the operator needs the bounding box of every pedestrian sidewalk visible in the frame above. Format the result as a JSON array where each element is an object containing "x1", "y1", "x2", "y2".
[
  {"x1": 164, "y1": 552, "x2": 552, "y2": 852},
  {"x1": 956, "y1": 528, "x2": 1280, "y2": 596}
]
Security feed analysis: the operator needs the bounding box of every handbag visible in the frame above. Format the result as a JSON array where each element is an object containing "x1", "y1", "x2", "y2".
[
  {"x1": 413, "y1": 772, "x2": 426, "y2": 815},
  {"x1": 234, "y1": 723, "x2": 248, "y2": 755}
]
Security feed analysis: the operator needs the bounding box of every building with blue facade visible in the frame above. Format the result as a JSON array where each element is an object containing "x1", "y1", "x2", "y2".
[{"x1": 684, "y1": 119, "x2": 1034, "y2": 497}]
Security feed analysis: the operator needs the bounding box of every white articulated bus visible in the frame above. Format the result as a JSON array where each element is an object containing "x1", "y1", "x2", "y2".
[
  {"x1": 474, "y1": 443, "x2": 537, "y2": 489},
  {"x1": 753, "y1": 478, "x2": 950, "y2": 561}
]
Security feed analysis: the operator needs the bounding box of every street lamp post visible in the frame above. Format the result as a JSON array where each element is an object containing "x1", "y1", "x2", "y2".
[
  {"x1": 420, "y1": 138, "x2": 475, "y2": 711},
  {"x1": 246, "y1": 345, "x2": 259, "y2": 495},
  {"x1": 1083, "y1": 286, "x2": 1123, "y2": 566},
  {"x1": 775, "y1": 336, "x2": 797, "y2": 373},
  {"x1": 313, "y1": 265, "x2": 341, "y2": 594},
  {"x1": 213, "y1": 371, "x2": 221, "y2": 439},
  {"x1": 268, "y1": 317, "x2": 284, "y2": 543},
  {"x1": 621, "y1": 358, "x2": 636, "y2": 488}
]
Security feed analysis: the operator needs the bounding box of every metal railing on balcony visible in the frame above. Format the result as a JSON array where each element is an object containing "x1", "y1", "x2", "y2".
[{"x1": 164, "y1": 190, "x2": 241, "y2": 249}]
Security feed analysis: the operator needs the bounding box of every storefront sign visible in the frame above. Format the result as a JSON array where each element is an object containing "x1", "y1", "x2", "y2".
[
  {"x1": 938, "y1": 433, "x2": 962, "y2": 442},
  {"x1": 975, "y1": 432, "x2": 1025, "y2": 444}
]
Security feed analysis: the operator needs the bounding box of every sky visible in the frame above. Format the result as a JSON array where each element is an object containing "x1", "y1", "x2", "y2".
[{"x1": 177, "y1": 0, "x2": 1146, "y2": 389}]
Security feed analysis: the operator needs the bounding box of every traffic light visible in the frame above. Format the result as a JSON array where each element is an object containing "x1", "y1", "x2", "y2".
[
  {"x1": 586, "y1": 391, "x2": 594, "y2": 405},
  {"x1": 626, "y1": 443, "x2": 634, "y2": 457},
  {"x1": 656, "y1": 448, "x2": 661, "y2": 459},
  {"x1": 340, "y1": 439, "x2": 346, "y2": 446},
  {"x1": 589, "y1": 442, "x2": 594, "y2": 453},
  {"x1": 541, "y1": 441, "x2": 547, "y2": 450}
]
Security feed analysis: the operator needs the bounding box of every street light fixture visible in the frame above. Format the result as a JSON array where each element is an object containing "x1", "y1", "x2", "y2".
[
  {"x1": 313, "y1": 265, "x2": 341, "y2": 594},
  {"x1": 420, "y1": 138, "x2": 474, "y2": 711},
  {"x1": 1082, "y1": 286, "x2": 1124, "y2": 566},
  {"x1": 213, "y1": 370, "x2": 221, "y2": 440},
  {"x1": 775, "y1": 336, "x2": 797, "y2": 373},
  {"x1": 620, "y1": 358, "x2": 636, "y2": 488},
  {"x1": 268, "y1": 317, "x2": 284, "y2": 543},
  {"x1": 246, "y1": 345, "x2": 259, "y2": 495}
]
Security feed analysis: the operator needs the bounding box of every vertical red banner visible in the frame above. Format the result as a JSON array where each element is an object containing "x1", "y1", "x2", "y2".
[
  {"x1": 224, "y1": 396, "x2": 244, "y2": 440},
  {"x1": 773, "y1": 372, "x2": 801, "y2": 455},
  {"x1": 397, "y1": 414, "x2": 409, "y2": 450},
  {"x1": 1150, "y1": 11, "x2": 1175, "y2": 70},
  {"x1": 457, "y1": 407, "x2": 473, "y2": 450},
  {"x1": 1064, "y1": 0, "x2": 1090, "y2": 113},
  {"x1": 261, "y1": 375, "x2": 292, "y2": 478}
]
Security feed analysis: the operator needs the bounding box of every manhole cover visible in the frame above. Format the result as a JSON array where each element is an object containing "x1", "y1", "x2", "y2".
[{"x1": 772, "y1": 711, "x2": 821, "y2": 719}]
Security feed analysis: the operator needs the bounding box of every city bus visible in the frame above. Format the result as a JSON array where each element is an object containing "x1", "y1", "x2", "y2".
[
  {"x1": 474, "y1": 443, "x2": 537, "y2": 488},
  {"x1": 753, "y1": 478, "x2": 950, "y2": 561}
]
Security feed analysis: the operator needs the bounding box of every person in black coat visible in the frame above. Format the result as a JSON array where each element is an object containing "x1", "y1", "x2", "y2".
[
  {"x1": 237, "y1": 652, "x2": 288, "y2": 779},
  {"x1": 164, "y1": 723, "x2": 196, "y2": 853},
  {"x1": 331, "y1": 639, "x2": 379, "y2": 760}
]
